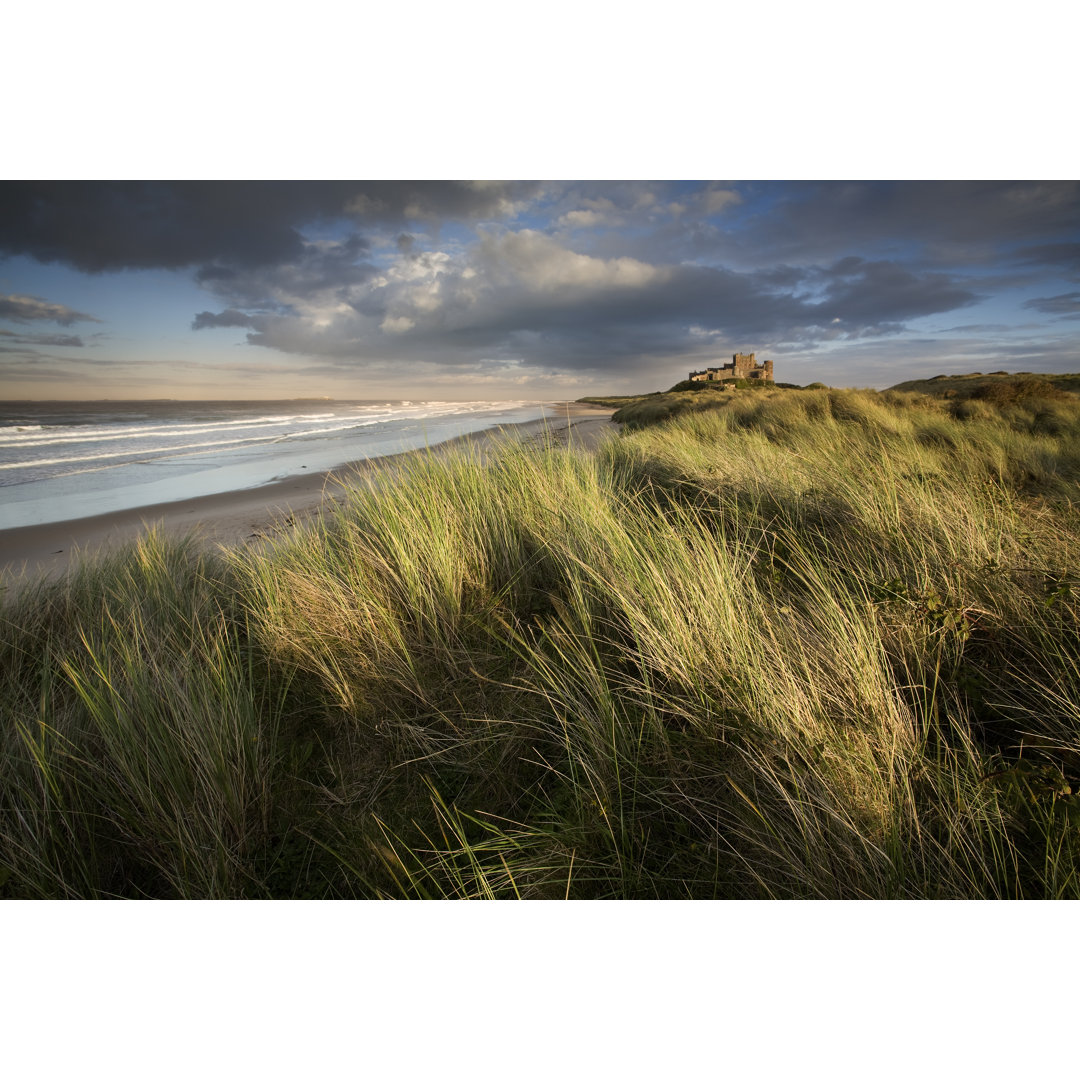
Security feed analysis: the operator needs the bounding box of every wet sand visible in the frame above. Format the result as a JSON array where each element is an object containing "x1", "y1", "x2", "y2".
[{"x1": 0, "y1": 403, "x2": 615, "y2": 594}]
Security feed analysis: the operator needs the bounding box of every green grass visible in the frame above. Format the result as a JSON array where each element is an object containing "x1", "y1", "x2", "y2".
[
  {"x1": 3, "y1": 382, "x2": 1080, "y2": 897},
  {"x1": 888, "y1": 370, "x2": 1080, "y2": 398}
]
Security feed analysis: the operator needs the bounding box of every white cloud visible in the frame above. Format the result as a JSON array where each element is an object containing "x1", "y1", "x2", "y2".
[
  {"x1": 372, "y1": 250, "x2": 453, "y2": 286},
  {"x1": 556, "y1": 196, "x2": 629, "y2": 230},
  {"x1": 703, "y1": 188, "x2": 742, "y2": 215},
  {"x1": 556, "y1": 209, "x2": 609, "y2": 229},
  {"x1": 477, "y1": 229, "x2": 668, "y2": 293}
]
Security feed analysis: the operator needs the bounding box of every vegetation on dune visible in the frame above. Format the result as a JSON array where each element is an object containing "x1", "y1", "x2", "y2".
[
  {"x1": 575, "y1": 394, "x2": 659, "y2": 408},
  {"x1": 3, "y1": 378, "x2": 1080, "y2": 898},
  {"x1": 888, "y1": 370, "x2": 1080, "y2": 399},
  {"x1": 579, "y1": 378, "x2": 809, "y2": 412},
  {"x1": 611, "y1": 381, "x2": 804, "y2": 429}
]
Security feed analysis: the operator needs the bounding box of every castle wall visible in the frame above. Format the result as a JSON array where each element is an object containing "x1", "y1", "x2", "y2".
[{"x1": 688, "y1": 353, "x2": 773, "y2": 383}]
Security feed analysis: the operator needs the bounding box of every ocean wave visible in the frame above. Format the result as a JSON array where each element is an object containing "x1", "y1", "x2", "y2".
[
  {"x1": 0, "y1": 401, "x2": 550, "y2": 523},
  {"x1": 0, "y1": 405, "x2": 531, "y2": 449},
  {"x1": 0, "y1": 401, "x2": 547, "y2": 492},
  {"x1": 0, "y1": 432, "x2": 282, "y2": 472},
  {"x1": 0, "y1": 414, "x2": 346, "y2": 448}
]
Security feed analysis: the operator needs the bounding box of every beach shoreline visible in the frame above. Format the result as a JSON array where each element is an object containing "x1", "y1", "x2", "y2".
[{"x1": 0, "y1": 402, "x2": 614, "y2": 593}]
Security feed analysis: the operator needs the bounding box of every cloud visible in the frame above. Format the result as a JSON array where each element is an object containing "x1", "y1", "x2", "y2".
[
  {"x1": 0, "y1": 292, "x2": 102, "y2": 325},
  {"x1": 474, "y1": 229, "x2": 666, "y2": 293},
  {"x1": 0, "y1": 182, "x2": 540, "y2": 273},
  {"x1": 194, "y1": 233, "x2": 377, "y2": 311},
  {"x1": 1012, "y1": 243, "x2": 1080, "y2": 274},
  {"x1": 701, "y1": 187, "x2": 742, "y2": 215},
  {"x1": 0, "y1": 328, "x2": 84, "y2": 346},
  {"x1": 191, "y1": 309, "x2": 258, "y2": 330},
  {"x1": 190, "y1": 221, "x2": 982, "y2": 379},
  {"x1": 1023, "y1": 292, "x2": 1080, "y2": 315},
  {"x1": 669, "y1": 181, "x2": 1080, "y2": 270},
  {"x1": 814, "y1": 257, "x2": 979, "y2": 323},
  {"x1": 0, "y1": 343, "x2": 117, "y2": 366},
  {"x1": 556, "y1": 209, "x2": 613, "y2": 230}
]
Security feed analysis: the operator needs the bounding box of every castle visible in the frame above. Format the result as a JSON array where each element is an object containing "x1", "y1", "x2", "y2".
[{"x1": 689, "y1": 352, "x2": 773, "y2": 383}]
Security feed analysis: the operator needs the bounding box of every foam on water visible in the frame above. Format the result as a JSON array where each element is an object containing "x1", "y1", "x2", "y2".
[{"x1": 0, "y1": 399, "x2": 551, "y2": 529}]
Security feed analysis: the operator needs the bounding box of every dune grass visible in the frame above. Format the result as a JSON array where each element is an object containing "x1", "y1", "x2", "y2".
[{"x1": 3, "y1": 384, "x2": 1080, "y2": 898}]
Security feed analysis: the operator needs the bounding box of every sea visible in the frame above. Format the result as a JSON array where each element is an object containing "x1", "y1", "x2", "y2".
[{"x1": 0, "y1": 399, "x2": 552, "y2": 530}]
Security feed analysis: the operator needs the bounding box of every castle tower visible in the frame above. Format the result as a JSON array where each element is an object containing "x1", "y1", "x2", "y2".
[
  {"x1": 733, "y1": 352, "x2": 755, "y2": 379},
  {"x1": 688, "y1": 352, "x2": 773, "y2": 383}
]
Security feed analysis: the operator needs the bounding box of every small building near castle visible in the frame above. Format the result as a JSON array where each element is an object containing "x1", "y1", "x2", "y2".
[{"x1": 689, "y1": 352, "x2": 773, "y2": 383}]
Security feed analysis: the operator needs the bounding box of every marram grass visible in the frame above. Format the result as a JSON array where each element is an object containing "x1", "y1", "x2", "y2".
[{"x1": 3, "y1": 385, "x2": 1080, "y2": 898}]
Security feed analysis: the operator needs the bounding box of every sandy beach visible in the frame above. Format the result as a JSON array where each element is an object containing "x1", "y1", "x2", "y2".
[{"x1": 0, "y1": 403, "x2": 615, "y2": 594}]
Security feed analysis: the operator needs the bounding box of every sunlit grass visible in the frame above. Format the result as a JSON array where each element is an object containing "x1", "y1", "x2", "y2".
[{"x1": 3, "y1": 383, "x2": 1079, "y2": 897}]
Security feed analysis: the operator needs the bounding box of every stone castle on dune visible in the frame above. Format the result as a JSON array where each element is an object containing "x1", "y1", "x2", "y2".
[{"x1": 689, "y1": 352, "x2": 773, "y2": 383}]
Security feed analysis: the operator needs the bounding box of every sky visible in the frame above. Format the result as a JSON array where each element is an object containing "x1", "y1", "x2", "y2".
[{"x1": 1, "y1": 180, "x2": 1078, "y2": 400}]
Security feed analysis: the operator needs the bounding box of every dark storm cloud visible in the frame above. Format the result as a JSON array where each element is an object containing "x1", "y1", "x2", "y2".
[
  {"x1": 733, "y1": 181, "x2": 1080, "y2": 266},
  {"x1": 0, "y1": 329, "x2": 84, "y2": 346},
  {"x1": 194, "y1": 233, "x2": 378, "y2": 311},
  {"x1": 0, "y1": 182, "x2": 538, "y2": 273},
  {"x1": 0, "y1": 292, "x2": 102, "y2": 325},
  {"x1": 1012, "y1": 242, "x2": 1080, "y2": 272},
  {"x1": 194, "y1": 265, "x2": 240, "y2": 283},
  {"x1": 1023, "y1": 292, "x2": 1080, "y2": 315},
  {"x1": 814, "y1": 258, "x2": 979, "y2": 323},
  {"x1": 191, "y1": 309, "x2": 258, "y2": 330}
]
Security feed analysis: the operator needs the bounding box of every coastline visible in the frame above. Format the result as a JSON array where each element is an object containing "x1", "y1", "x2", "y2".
[{"x1": 0, "y1": 403, "x2": 615, "y2": 594}]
